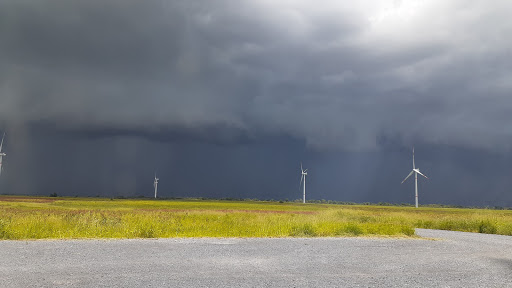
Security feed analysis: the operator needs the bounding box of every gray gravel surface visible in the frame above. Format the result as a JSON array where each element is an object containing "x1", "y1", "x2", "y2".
[{"x1": 0, "y1": 229, "x2": 511, "y2": 287}]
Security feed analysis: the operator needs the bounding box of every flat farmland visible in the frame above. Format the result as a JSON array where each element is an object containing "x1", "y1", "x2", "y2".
[{"x1": 1, "y1": 196, "x2": 512, "y2": 239}]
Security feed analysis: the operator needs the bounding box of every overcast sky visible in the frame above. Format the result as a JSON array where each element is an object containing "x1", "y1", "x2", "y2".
[{"x1": 1, "y1": 1, "x2": 512, "y2": 206}]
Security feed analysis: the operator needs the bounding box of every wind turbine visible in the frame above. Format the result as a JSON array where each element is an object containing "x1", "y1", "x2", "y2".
[
  {"x1": 153, "y1": 172, "x2": 159, "y2": 199},
  {"x1": 401, "y1": 147, "x2": 428, "y2": 208},
  {"x1": 0, "y1": 133, "x2": 5, "y2": 176},
  {"x1": 300, "y1": 163, "x2": 308, "y2": 204}
]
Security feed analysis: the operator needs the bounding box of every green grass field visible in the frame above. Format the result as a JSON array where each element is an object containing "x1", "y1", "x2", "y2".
[{"x1": 0, "y1": 195, "x2": 511, "y2": 239}]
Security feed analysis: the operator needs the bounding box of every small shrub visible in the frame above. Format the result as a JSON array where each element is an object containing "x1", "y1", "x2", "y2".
[
  {"x1": 137, "y1": 227, "x2": 155, "y2": 238},
  {"x1": 289, "y1": 224, "x2": 317, "y2": 237},
  {"x1": 358, "y1": 216, "x2": 376, "y2": 223},
  {"x1": 400, "y1": 225, "x2": 415, "y2": 236},
  {"x1": 0, "y1": 220, "x2": 10, "y2": 239},
  {"x1": 344, "y1": 223, "x2": 363, "y2": 236},
  {"x1": 498, "y1": 222, "x2": 512, "y2": 236},
  {"x1": 478, "y1": 220, "x2": 497, "y2": 234}
]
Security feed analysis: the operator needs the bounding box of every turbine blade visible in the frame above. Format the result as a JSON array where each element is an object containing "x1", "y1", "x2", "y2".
[
  {"x1": 301, "y1": 162, "x2": 303, "y2": 173},
  {"x1": 412, "y1": 147, "x2": 415, "y2": 169},
  {"x1": 416, "y1": 170, "x2": 428, "y2": 179},
  {"x1": 401, "y1": 170, "x2": 414, "y2": 184},
  {"x1": 300, "y1": 174, "x2": 304, "y2": 186},
  {"x1": 0, "y1": 133, "x2": 4, "y2": 152}
]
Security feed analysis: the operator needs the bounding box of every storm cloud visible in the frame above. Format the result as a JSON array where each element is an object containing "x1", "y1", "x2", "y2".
[{"x1": 1, "y1": 1, "x2": 512, "y2": 206}]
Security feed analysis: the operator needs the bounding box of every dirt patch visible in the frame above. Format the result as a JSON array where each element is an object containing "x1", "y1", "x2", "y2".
[
  {"x1": 135, "y1": 208, "x2": 317, "y2": 215},
  {"x1": 219, "y1": 209, "x2": 317, "y2": 215},
  {"x1": 0, "y1": 196, "x2": 58, "y2": 203}
]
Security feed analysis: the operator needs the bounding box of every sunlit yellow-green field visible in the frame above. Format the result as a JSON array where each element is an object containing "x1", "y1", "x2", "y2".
[{"x1": 0, "y1": 195, "x2": 511, "y2": 239}]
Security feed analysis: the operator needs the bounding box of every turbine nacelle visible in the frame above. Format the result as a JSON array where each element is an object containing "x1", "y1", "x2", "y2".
[
  {"x1": 300, "y1": 163, "x2": 307, "y2": 174},
  {"x1": 413, "y1": 168, "x2": 428, "y2": 179}
]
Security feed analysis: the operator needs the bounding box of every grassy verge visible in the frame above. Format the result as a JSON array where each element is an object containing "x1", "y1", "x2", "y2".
[{"x1": 0, "y1": 196, "x2": 511, "y2": 239}]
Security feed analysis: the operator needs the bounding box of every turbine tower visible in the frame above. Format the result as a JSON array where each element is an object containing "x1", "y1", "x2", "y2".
[
  {"x1": 300, "y1": 163, "x2": 308, "y2": 204},
  {"x1": 153, "y1": 172, "x2": 159, "y2": 199},
  {"x1": 0, "y1": 133, "x2": 6, "y2": 176},
  {"x1": 401, "y1": 147, "x2": 428, "y2": 208}
]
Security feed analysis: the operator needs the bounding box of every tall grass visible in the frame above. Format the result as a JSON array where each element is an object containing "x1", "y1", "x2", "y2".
[{"x1": 0, "y1": 196, "x2": 511, "y2": 239}]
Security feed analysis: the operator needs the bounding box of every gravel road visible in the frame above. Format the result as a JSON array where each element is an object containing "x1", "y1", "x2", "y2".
[{"x1": 0, "y1": 229, "x2": 511, "y2": 287}]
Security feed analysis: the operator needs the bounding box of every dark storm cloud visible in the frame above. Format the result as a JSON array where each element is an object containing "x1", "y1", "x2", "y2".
[
  {"x1": 2, "y1": 1, "x2": 512, "y2": 206},
  {"x1": 2, "y1": 0, "x2": 512, "y2": 151}
]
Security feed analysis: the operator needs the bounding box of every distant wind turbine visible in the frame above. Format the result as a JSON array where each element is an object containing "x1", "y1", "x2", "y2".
[
  {"x1": 401, "y1": 147, "x2": 428, "y2": 208},
  {"x1": 0, "y1": 133, "x2": 5, "y2": 176},
  {"x1": 153, "y1": 172, "x2": 159, "y2": 199},
  {"x1": 300, "y1": 163, "x2": 308, "y2": 204}
]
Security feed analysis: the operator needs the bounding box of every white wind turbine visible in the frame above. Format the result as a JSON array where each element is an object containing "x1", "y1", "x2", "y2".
[
  {"x1": 300, "y1": 163, "x2": 308, "y2": 204},
  {"x1": 0, "y1": 133, "x2": 6, "y2": 176},
  {"x1": 401, "y1": 147, "x2": 428, "y2": 208},
  {"x1": 153, "y1": 172, "x2": 159, "y2": 199}
]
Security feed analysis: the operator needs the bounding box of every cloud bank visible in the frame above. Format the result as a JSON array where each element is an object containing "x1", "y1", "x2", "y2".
[
  {"x1": 1, "y1": 0, "x2": 512, "y2": 151},
  {"x1": 1, "y1": 1, "x2": 512, "y2": 206}
]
